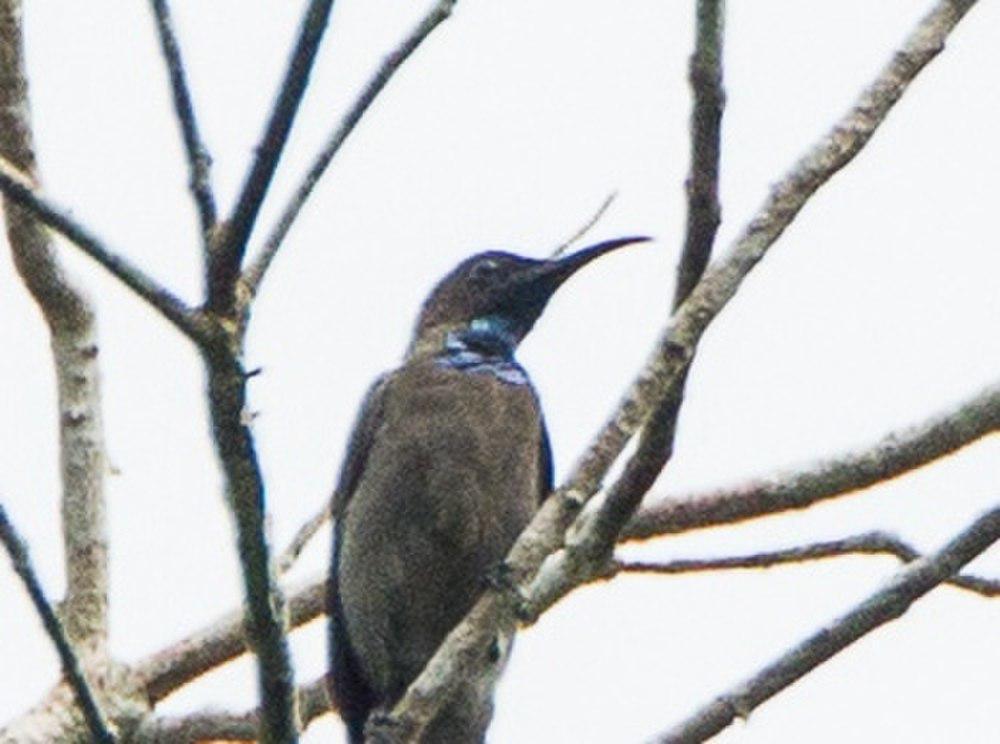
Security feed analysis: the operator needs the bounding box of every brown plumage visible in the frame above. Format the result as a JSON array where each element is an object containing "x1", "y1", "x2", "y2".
[{"x1": 328, "y1": 238, "x2": 649, "y2": 742}]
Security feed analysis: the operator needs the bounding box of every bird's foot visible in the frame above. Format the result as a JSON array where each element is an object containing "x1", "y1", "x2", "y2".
[{"x1": 365, "y1": 710, "x2": 407, "y2": 744}]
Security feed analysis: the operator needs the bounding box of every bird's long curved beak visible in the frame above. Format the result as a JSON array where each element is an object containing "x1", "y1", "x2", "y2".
[{"x1": 547, "y1": 235, "x2": 652, "y2": 285}]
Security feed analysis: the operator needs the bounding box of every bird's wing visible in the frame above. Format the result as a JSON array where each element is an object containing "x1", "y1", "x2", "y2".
[
  {"x1": 331, "y1": 372, "x2": 392, "y2": 519},
  {"x1": 538, "y1": 414, "x2": 554, "y2": 503},
  {"x1": 329, "y1": 372, "x2": 392, "y2": 739}
]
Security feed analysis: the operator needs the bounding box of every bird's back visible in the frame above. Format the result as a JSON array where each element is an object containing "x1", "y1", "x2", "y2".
[{"x1": 330, "y1": 358, "x2": 549, "y2": 742}]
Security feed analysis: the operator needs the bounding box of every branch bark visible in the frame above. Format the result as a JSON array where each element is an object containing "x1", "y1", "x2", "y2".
[
  {"x1": 211, "y1": 0, "x2": 336, "y2": 310},
  {"x1": 135, "y1": 576, "x2": 324, "y2": 705},
  {"x1": 244, "y1": 0, "x2": 458, "y2": 297},
  {"x1": 0, "y1": 156, "x2": 203, "y2": 339},
  {"x1": 135, "y1": 676, "x2": 330, "y2": 743},
  {"x1": 673, "y1": 0, "x2": 725, "y2": 309},
  {"x1": 0, "y1": 503, "x2": 115, "y2": 743},
  {"x1": 656, "y1": 504, "x2": 1000, "y2": 743},
  {"x1": 0, "y1": 0, "x2": 111, "y2": 658},
  {"x1": 528, "y1": 0, "x2": 728, "y2": 612},
  {"x1": 382, "y1": 0, "x2": 980, "y2": 736},
  {"x1": 608, "y1": 532, "x2": 1000, "y2": 598},
  {"x1": 148, "y1": 0, "x2": 216, "y2": 243},
  {"x1": 624, "y1": 379, "x2": 1000, "y2": 541},
  {"x1": 201, "y1": 349, "x2": 299, "y2": 743}
]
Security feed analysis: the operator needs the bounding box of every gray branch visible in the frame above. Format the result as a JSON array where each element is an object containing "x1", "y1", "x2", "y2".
[
  {"x1": 609, "y1": 531, "x2": 999, "y2": 598},
  {"x1": 148, "y1": 0, "x2": 217, "y2": 241},
  {"x1": 244, "y1": 0, "x2": 458, "y2": 297},
  {"x1": 134, "y1": 576, "x2": 323, "y2": 705},
  {"x1": 0, "y1": 0, "x2": 111, "y2": 657},
  {"x1": 381, "y1": 0, "x2": 981, "y2": 737},
  {"x1": 0, "y1": 503, "x2": 115, "y2": 743},
  {"x1": 135, "y1": 676, "x2": 330, "y2": 742},
  {"x1": 656, "y1": 504, "x2": 1000, "y2": 742},
  {"x1": 624, "y1": 379, "x2": 1000, "y2": 541},
  {"x1": 673, "y1": 0, "x2": 725, "y2": 309},
  {"x1": 210, "y1": 0, "x2": 336, "y2": 311},
  {"x1": 0, "y1": 156, "x2": 203, "y2": 339}
]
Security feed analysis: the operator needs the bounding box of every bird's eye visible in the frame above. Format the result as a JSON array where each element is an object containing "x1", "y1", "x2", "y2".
[{"x1": 469, "y1": 259, "x2": 501, "y2": 283}]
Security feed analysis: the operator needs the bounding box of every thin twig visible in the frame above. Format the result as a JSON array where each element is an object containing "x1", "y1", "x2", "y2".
[
  {"x1": 136, "y1": 676, "x2": 331, "y2": 742},
  {"x1": 0, "y1": 156, "x2": 203, "y2": 338},
  {"x1": 149, "y1": 0, "x2": 217, "y2": 239},
  {"x1": 548, "y1": 191, "x2": 618, "y2": 259},
  {"x1": 656, "y1": 503, "x2": 1000, "y2": 742},
  {"x1": 276, "y1": 501, "x2": 331, "y2": 575},
  {"x1": 623, "y1": 379, "x2": 1000, "y2": 541},
  {"x1": 244, "y1": 0, "x2": 458, "y2": 297},
  {"x1": 0, "y1": 504, "x2": 116, "y2": 743},
  {"x1": 607, "y1": 531, "x2": 1000, "y2": 597},
  {"x1": 212, "y1": 0, "x2": 336, "y2": 309},
  {"x1": 383, "y1": 0, "x2": 980, "y2": 736}
]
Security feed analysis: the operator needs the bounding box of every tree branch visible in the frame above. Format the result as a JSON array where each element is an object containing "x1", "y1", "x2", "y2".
[
  {"x1": 381, "y1": 0, "x2": 980, "y2": 736},
  {"x1": 136, "y1": 676, "x2": 331, "y2": 742},
  {"x1": 656, "y1": 504, "x2": 1000, "y2": 742},
  {"x1": 608, "y1": 532, "x2": 1000, "y2": 598},
  {"x1": 0, "y1": 503, "x2": 115, "y2": 743},
  {"x1": 243, "y1": 0, "x2": 458, "y2": 297},
  {"x1": 200, "y1": 353, "x2": 298, "y2": 743},
  {"x1": 534, "y1": 0, "x2": 727, "y2": 600},
  {"x1": 0, "y1": 156, "x2": 203, "y2": 339},
  {"x1": 0, "y1": 0, "x2": 112, "y2": 656},
  {"x1": 673, "y1": 0, "x2": 725, "y2": 310},
  {"x1": 211, "y1": 0, "x2": 336, "y2": 310},
  {"x1": 135, "y1": 576, "x2": 323, "y2": 706},
  {"x1": 148, "y1": 0, "x2": 217, "y2": 241},
  {"x1": 624, "y1": 379, "x2": 1000, "y2": 541},
  {"x1": 276, "y1": 501, "x2": 331, "y2": 575}
]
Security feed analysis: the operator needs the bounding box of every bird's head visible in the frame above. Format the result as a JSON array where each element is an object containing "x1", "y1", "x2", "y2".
[{"x1": 409, "y1": 236, "x2": 651, "y2": 358}]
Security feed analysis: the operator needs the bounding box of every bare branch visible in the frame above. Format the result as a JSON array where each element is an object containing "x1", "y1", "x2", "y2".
[
  {"x1": 0, "y1": 0, "x2": 112, "y2": 655},
  {"x1": 608, "y1": 532, "x2": 1000, "y2": 598},
  {"x1": 136, "y1": 676, "x2": 331, "y2": 742},
  {"x1": 527, "y1": 0, "x2": 728, "y2": 615},
  {"x1": 0, "y1": 156, "x2": 203, "y2": 338},
  {"x1": 0, "y1": 503, "x2": 115, "y2": 743},
  {"x1": 673, "y1": 0, "x2": 725, "y2": 309},
  {"x1": 203, "y1": 356, "x2": 298, "y2": 743},
  {"x1": 624, "y1": 379, "x2": 1000, "y2": 541},
  {"x1": 212, "y1": 0, "x2": 336, "y2": 309},
  {"x1": 148, "y1": 0, "x2": 217, "y2": 239},
  {"x1": 548, "y1": 191, "x2": 618, "y2": 259},
  {"x1": 135, "y1": 576, "x2": 323, "y2": 705},
  {"x1": 382, "y1": 0, "x2": 981, "y2": 736},
  {"x1": 656, "y1": 504, "x2": 1000, "y2": 743},
  {"x1": 244, "y1": 0, "x2": 458, "y2": 297},
  {"x1": 276, "y1": 501, "x2": 331, "y2": 576}
]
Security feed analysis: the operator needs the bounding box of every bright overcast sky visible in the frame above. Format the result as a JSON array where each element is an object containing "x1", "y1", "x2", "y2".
[{"x1": 1, "y1": 1, "x2": 998, "y2": 742}]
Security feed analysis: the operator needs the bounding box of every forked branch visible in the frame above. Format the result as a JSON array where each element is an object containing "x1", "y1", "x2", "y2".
[
  {"x1": 624, "y1": 379, "x2": 1000, "y2": 541},
  {"x1": 383, "y1": 0, "x2": 982, "y2": 736},
  {"x1": 0, "y1": 504, "x2": 115, "y2": 744},
  {"x1": 0, "y1": 156, "x2": 203, "y2": 338},
  {"x1": 656, "y1": 504, "x2": 1000, "y2": 742},
  {"x1": 608, "y1": 532, "x2": 1000, "y2": 598},
  {"x1": 244, "y1": 0, "x2": 459, "y2": 297},
  {"x1": 149, "y1": 0, "x2": 217, "y2": 240}
]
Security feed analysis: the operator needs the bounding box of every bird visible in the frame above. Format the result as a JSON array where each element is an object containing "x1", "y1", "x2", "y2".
[{"x1": 327, "y1": 235, "x2": 650, "y2": 743}]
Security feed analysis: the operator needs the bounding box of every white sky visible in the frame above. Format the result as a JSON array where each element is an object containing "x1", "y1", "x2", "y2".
[{"x1": 1, "y1": 1, "x2": 998, "y2": 742}]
